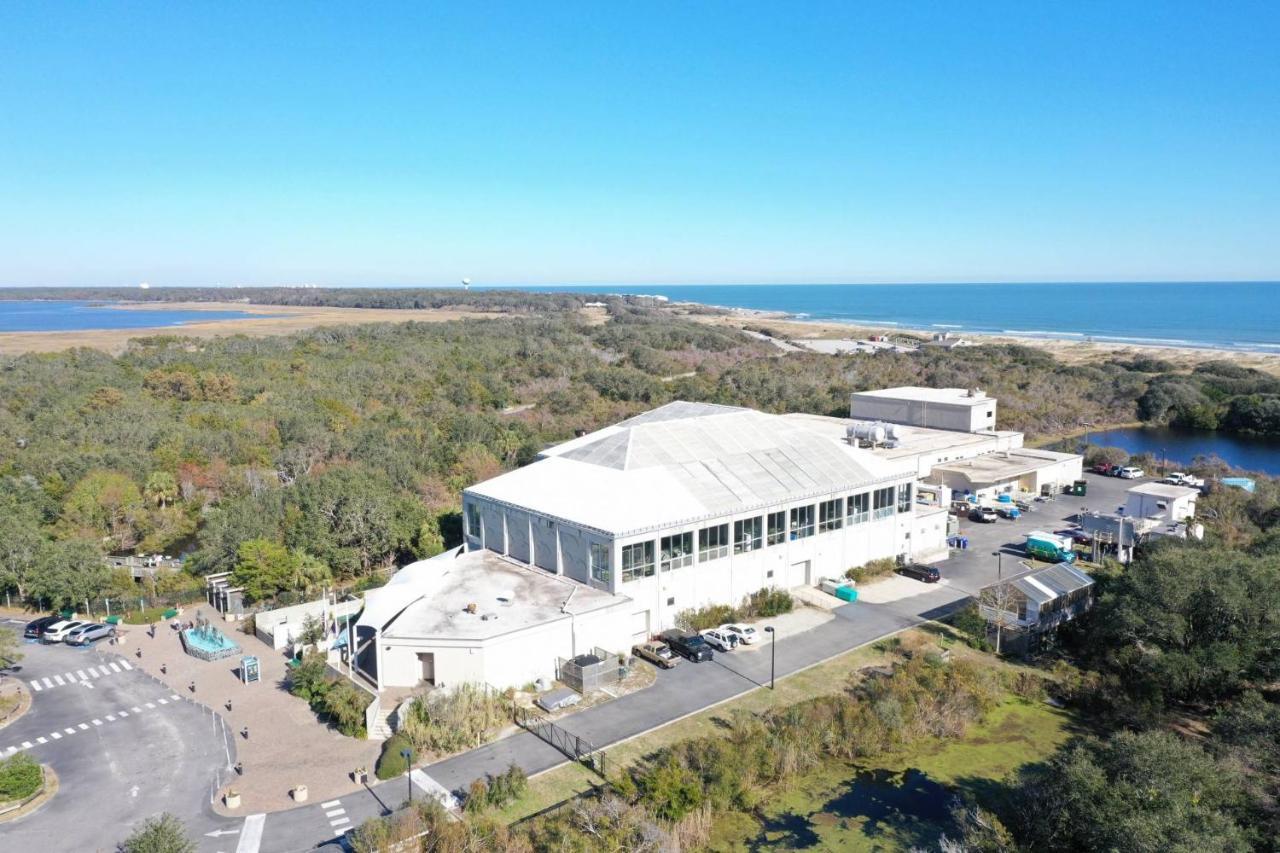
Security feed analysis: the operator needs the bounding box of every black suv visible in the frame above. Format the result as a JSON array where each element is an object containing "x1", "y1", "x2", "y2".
[
  {"x1": 897, "y1": 563, "x2": 941, "y2": 583},
  {"x1": 24, "y1": 615, "x2": 60, "y2": 640},
  {"x1": 660, "y1": 629, "x2": 715, "y2": 663}
]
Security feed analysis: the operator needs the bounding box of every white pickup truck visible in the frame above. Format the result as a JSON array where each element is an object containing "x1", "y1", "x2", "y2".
[{"x1": 1163, "y1": 472, "x2": 1204, "y2": 488}]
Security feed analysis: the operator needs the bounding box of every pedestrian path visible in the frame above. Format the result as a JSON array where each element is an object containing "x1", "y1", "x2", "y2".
[
  {"x1": 234, "y1": 813, "x2": 267, "y2": 853},
  {"x1": 321, "y1": 799, "x2": 352, "y2": 837},
  {"x1": 28, "y1": 658, "x2": 134, "y2": 692},
  {"x1": 1, "y1": 691, "x2": 181, "y2": 755}
]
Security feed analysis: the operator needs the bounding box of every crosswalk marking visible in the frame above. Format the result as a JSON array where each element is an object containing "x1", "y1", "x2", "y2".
[
  {"x1": 87, "y1": 667, "x2": 101, "y2": 677},
  {"x1": 118, "y1": 710, "x2": 129, "y2": 717},
  {"x1": 321, "y1": 800, "x2": 341, "y2": 808},
  {"x1": 50, "y1": 732, "x2": 61, "y2": 740},
  {"x1": 108, "y1": 662, "x2": 122, "y2": 673},
  {"x1": 77, "y1": 669, "x2": 87, "y2": 679},
  {"x1": 330, "y1": 817, "x2": 350, "y2": 827},
  {"x1": 35, "y1": 737, "x2": 46, "y2": 744},
  {"x1": 92, "y1": 719, "x2": 102, "y2": 726},
  {"x1": 29, "y1": 680, "x2": 42, "y2": 691},
  {"x1": 157, "y1": 698, "x2": 167, "y2": 705},
  {"x1": 41, "y1": 678, "x2": 53, "y2": 689},
  {"x1": 325, "y1": 809, "x2": 345, "y2": 818},
  {"x1": 105, "y1": 714, "x2": 116, "y2": 722},
  {"x1": 78, "y1": 723, "x2": 88, "y2": 730},
  {"x1": 53, "y1": 675, "x2": 65, "y2": 686},
  {"x1": 21, "y1": 741, "x2": 31, "y2": 749},
  {"x1": 132, "y1": 706, "x2": 141, "y2": 712},
  {"x1": 64, "y1": 727, "x2": 75, "y2": 735},
  {"x1": 145, "y1": 702, "x2": 155, "y2": 709},
  {"x1": 120, "y1": 660, "x2": 133, "y2": 670},
  {"x1": 235, "y1": 813, "x2": 267, "y2": 853},
  {"x1": 63, "y1": 671, "x2": 76, "y2": 681},
  {"x1": 170, "y1": 694, "x2": 180, "y2": 701}
]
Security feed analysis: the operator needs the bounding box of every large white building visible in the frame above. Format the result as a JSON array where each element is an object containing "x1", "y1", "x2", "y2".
[
  {"x1": 461, "y1": 401, "x2": 946, "y2": 647},
  {"x1": 350, "y1": 392, "x2": 1081, "y2": 694}
]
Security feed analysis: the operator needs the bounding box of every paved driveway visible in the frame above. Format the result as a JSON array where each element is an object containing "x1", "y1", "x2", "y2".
[{"x1": 0, "y1": 634, "x2": 236, "y2": 852}]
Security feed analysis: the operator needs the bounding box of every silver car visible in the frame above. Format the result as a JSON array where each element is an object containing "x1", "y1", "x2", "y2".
[{"x1": 65, "y1": 623, "x2": 115, "y2": 646}]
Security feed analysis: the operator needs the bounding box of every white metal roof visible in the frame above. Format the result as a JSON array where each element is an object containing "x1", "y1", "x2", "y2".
[
  {"x1": 467, "y1": 401, "x2": 911, "y2": 536},
  {"x1": 1128, "y1": 482, "x2": 1199, "y2": 499}
]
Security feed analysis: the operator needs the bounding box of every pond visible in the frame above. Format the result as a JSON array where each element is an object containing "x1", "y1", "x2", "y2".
[{"x1": 1075, "y1": 426, "x2": 1280, "y2": 476}]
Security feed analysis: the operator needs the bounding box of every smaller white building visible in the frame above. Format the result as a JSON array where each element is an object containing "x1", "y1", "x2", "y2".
[
  {"x1": 927, "y1": 448, "x2": 1083, "y2": 502},
  {"x1": 352, "y1": 549, "x2": 632, "y2": 692},
  {"x1": 1125, "y1": 482, "x2": 1198, "y2": 524},
  {"x1": 851, "y1": 386, "x2": 997, "y2": 433}
]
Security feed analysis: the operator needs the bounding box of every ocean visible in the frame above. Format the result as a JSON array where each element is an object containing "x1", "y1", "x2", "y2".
[
  {"x1": 0, "y1": 300, "x2": 265, "y2": 332},
  {"x1": 493, "y1": 282, "x2": 1280, "y2": 353}
]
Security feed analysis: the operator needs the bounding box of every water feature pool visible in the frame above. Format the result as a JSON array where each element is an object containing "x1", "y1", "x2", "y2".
[{"x1": 181, "y1": 626, "x2": 241, "y2": 661}]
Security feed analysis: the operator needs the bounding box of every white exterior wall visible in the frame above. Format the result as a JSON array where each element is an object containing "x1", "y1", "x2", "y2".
[
  {"x1": 613, "y1": 480, "x2": 919, "y2": 636},
  {"x1": 851, "y1": 395, "x2": 996, "y2": 433},
  {"x1": 378, "y1": 603, "x2": 633, "y2": 691},
  {"x1": 1126, "y1": 491, "x2": 1197, "y2": 523}
]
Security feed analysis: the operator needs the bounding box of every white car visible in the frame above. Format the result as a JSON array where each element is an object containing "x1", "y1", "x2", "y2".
[
  {"x1": 720, "y1": 624, "x2": 759, "y2": 645},
  {"x1": 1117, "y1": 466, "x2": 1145, "y2": 479},
  {"x1": 42, "y1": 620, "x2": 87, "y2": 643},
  {"x1": 701, "y1": 629, "x2": 736, "y2": 652}
]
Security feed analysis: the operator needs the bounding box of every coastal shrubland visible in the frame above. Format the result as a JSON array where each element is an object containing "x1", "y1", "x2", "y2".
[{"x1": 674, "y1": 587, "x2": 793, "y2": 631}]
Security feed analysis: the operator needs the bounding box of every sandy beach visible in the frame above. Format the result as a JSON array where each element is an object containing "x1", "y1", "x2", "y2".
[
  {"x1": 0, "y1": 301, "x2": 505, "y2": 355},
  {"x1": 679, "y1": 304, "x2": 1280, "y2": 375}
]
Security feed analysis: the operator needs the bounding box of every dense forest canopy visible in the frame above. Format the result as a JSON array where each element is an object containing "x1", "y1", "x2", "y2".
[{"x1": 0, "y1": 299, "x2": 1266, "y2": 609}]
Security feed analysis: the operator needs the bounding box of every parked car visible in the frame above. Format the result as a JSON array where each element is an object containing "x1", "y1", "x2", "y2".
[
  {"x1": 701, "y1": 628, "x2": 736, "y2": 652},
  {"x1": 1163, "y1": 472, "x2": 1204, "y2": 488},
  {"x1": 1116, "y1": 466, "x2": 1145, "y2": 479},
  {"x1": 996, "y1": 504, "x2": 1020, "y2": 519},
  {"x1": 65, "y1": 623, "x2": 115, "y2": 646},
  {"x1": 720, "y1": 623, "x2": 759, "y2": 645},
  {"x1": 661, "y1": 629, "x2": 714, "y2": 663},
  {"x1": 632, "y1": 641, "x2": 681, "y2": 669},
  {"x1": 535, "y1": 687, "x2": 582, "y2": 713},
  {"x1": 969, "y1": 506, "x2": 999, "y2": 523},
  {"x1": 1057, "y1": 529, "x2": 1093, "y2": 546},
  {"x1": 896, "y1": 563, "x2": 941, "y2": 583},
  {"x1": 24, "y1": 615, "x2": 60, "y2": 640},
  {"x1": 1092, "y1": 463, "x2": 1117, "y2": 475},
  {"x1": 42, "y1": 620, "x2": 87, "y2": 643}
]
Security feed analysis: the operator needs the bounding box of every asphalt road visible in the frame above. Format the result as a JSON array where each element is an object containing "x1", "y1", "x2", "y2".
[{"x1": 2, "y1": 472, "x2": 1139, "y2": 852}]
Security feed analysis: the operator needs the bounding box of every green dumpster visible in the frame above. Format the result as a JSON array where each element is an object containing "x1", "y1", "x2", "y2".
[
  {"x1": 60, "y1": 608, "x2": 75, "y2": 619},
  {"x1": 1073, "y1": 480, "x2": 1087, "y2": 497},
  {"x1": 105, "y1": 615, "x2": 122, "y2": 625},
  {"x1": 834, "y1": 585, "x2": 859, "y2": 603},
  {"x1": 162, "y1": 608, "x2": 179, "y2": 620}
]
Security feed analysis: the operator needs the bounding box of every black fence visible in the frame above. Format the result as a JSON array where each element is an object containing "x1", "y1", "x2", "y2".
[{"x1": 514, "y1": 707, "x2": 606, "y2": 778}]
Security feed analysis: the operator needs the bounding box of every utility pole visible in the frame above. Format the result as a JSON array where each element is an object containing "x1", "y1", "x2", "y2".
[
  {"x1": 764, "y1": 626, "x2": 776, "y2": 690},
  {"x1": 403, "y1": 748, "x2": 413, "y2": 804}
]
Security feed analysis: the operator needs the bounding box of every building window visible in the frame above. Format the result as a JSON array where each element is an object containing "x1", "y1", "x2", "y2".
[
  {"x1": 819, "y1": 498, "x2": 844, "y2": 532},
  {"x1": 767, "y1": 511, "x2": 786, "y2": 546},
  {"x1": 465, "y1": 503, "x2": 481, "y2": 539},
  {"x1": 698, "y1": 523, "x2": 729, "y2": 562},
  {"x1": 873, "y1": 487, "x2": 896, "y2": 520},
  {"x1": 848, "y1": 492, "x2": 870, "y2": 525},
  {"x1": 590, "y1": 543, "x2": 610, "y2": 584},
  {"x1": 667, "y1": 597, "x2": 675, "y2": 606},
  {"x1": 766, "y1": 569, "x2": 774, "y2": 578},
  {"x1": 789, "y1": 505, "x2": 814, "y2": 539},
  {"x1": 661, "y1": 532, "x2": 694, "y2": 570},
  {"x1": 734, "y1": 517, "x2": 762, "y2": 553},
  {"x1": 897, "y1": 482, "x2": 913, "y2": 513},
  {"x1": 621, "y1": 542, "x2": 655, "y2": 582}
]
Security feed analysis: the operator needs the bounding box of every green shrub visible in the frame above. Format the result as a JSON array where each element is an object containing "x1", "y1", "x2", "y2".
[
  {"x1": 948, "y1": 603, "x2": 993, "y2": 652},
  {"x1": 742, "y1": 587, "x2": 793, "y2": 619},
  {"x1": 483, "y1": 763, "x2": 527, "y2": 810},
  {"x1": 465, "y1": 778, "x2": 489, "y2": 814},
  {"x1": 397, "y1": 683, "x2": 510, "y2": 756},
  {"x1": 844, "y1": 557, "x2": 896, "y2": 584},
  {"x1": 675, "y1": 603, "x2": 738, "y2": 632},
  {"x1": 375, "y1": 733, "x2": 413, "y2": 780},
  {"x1": 0, "y1": 753, "x2": 42, "y2": 801},
  {"x1": 323, "y1": 679, "x2": 370, "y2": 738}
]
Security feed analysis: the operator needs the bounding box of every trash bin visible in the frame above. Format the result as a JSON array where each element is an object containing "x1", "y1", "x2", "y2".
[{"x1": 1073, "y1": 480, "x2": 1088, "y2": 497}]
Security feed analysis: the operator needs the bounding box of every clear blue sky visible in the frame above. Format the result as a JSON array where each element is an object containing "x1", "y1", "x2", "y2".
[{"x1": 1, "y1": 2, "x2": 1278, "y2": 287}]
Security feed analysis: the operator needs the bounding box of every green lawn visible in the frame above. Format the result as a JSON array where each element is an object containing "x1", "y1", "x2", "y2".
[{"x1": 706, "y1": 698, "x2": 1077, "y2": 851}]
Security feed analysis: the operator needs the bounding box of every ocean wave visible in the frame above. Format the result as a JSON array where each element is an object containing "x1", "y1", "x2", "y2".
[
  {"x1": 932, "y1": 323, "x2": 963, "y2": 328},
  {"x1": 1090, "y1": 334, "x2": 1204, "y2": 347},
  {"x1": 1001, "y1": 329, "x2": 1085, "y2": 337}
]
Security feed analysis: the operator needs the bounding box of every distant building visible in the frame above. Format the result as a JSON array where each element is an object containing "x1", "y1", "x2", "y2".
[
  {"x1": 1125, "y1": 482, "x2": 1198, "y2": 524},
  {"x1": 921, "y1": 331, "x2": 973, "y2": 350}
]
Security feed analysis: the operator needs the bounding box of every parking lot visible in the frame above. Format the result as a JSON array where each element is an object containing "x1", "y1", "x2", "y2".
[{"x1": 0, "y1": 629, "x2": 236, "y2": 851}]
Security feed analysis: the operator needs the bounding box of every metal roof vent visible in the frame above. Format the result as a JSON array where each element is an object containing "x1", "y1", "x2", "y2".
[{"x1": 481, "y1": 612, "x2": 498, "y2": 621}]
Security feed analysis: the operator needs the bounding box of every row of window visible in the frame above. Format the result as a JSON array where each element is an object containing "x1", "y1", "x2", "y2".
[{"x1": 618, "y1": 483, "x2": 913, "y2": 583}]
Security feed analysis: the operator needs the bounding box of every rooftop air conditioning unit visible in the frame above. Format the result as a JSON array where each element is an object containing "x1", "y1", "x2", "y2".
[{"x1": 481, "y1": 613, "x2": 498, "y2": 621}]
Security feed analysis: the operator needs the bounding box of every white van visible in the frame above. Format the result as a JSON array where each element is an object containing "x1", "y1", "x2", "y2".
[{"x1": 1117, "y1": 467, "x2": 1145, "y2": 479}]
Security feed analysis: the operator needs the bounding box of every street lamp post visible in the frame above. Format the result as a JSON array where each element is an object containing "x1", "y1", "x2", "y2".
[
  {"x1": 1080, "y1": 421, "x2": 1094, "y2": 454},
  {"x1": 763, "y1": 626, "x2": 776, "y2": 690},
  {"x1": 991, "y1": 550, "x2": 1003, "y2": 579},
  {"x1": 402, "y1": 748, "x2": 413, "y2": 804}
]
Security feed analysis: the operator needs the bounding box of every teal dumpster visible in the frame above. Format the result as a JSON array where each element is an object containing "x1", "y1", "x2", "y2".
[{"x1": 834, "y1": 585, "x2": 858, "y2": 603}]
